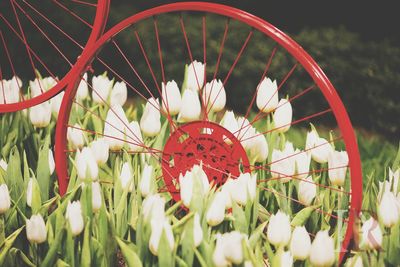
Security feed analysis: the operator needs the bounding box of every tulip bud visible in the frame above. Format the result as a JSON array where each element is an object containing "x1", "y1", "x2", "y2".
[
  {"x1": 67, "y1": 123, "x2": 85, "y2": 149},
  {"x1": 48, "y1": 149, "x2": 55, "y2": 175},
  {"x1": 360, "y1": 217, "x2": 383, "y2": 250},
  {"x1": 0, "y1": 159, "x2": 7, "y2": 171},
  {"x1": 149, "y1": 219, "x2": 175, "y2": 255},
  {"x1": 92, "y1": 182, "x2": 102, "y2": 212},
  {"x1": 186, "y1": 60, "x2": 205, "y2": 91},
  {"x1": 298, "y1": 176, "x2": 317, "y2": 206},
  {"x1": 193, "y1": 213, "x2": 203, "y2": 247},
  {"x1": 273, "y1": 98, "x2": 292, "y2": 133},
  {"x1": 328, "y1": 150, "x2": 349, "y2": 186},
  {"x1": 0, "y1": 76, "x2": 21, "y2": 104},
  {"x1": 92, "y1": 74, "x2": 113, "y2": 104},
  {"x1": 119, "y1": 162, "x2": 134, "y2": 192},
  {"x1": 26, "y1": 178, "x2": 34, "y2": 207},
  {"x1": 127, "y1": 120, "x2": 144, "y2": 152},
  {"x1": 213, "y1": 234, "x2": 230, "y2": 267},
  {"x1": 222, "y1": 231, "x2": 244, "y2": 264},
  {"x1": 271, "y1": 142, "x2": 296, "y2": 182},
  {"x1": 76, "y1": 73, "x2": 89, "y2": 101},
  {"x1": 29, "y1": 78, "x2": 45, "y2": 98},
  {"x1": 256, "y1": 77, "x2": 278, "y2": 113},
  {"x1": 206, "y1": 191, "x2": 227, "y2": 226},
  {"x1": 178, "y1": 89, "x2": 201, "y2": 122},
  {"x1": 248, "y1": 133, "x2": 268, "y2": 163},
  {"x1": 202, "y1": 79, "x2": 226, "y2": 112},
  {"x1": 142, "y1": 194, "x2": 166, "y2": 222},
  {"x1": 309, "y1": 230, "x2": 335, "y2": 267},
  {"x1": 110, "y1": 81, "x2": 127, "y2": 107},
  {"x1": 140, "y1": 164, "x2": 154, "y2": 197},
  {"x1": 220, "y1": 111, "x2": 239, "y2": 141},
  {"x1": 66, "y1": 201, "x2": 84, "y2": 236},
  {"x1": 378, "y1": 191, "x2": 399, "y2": 228},
  {"x1": 140, "y1": 97, "x2": 161, "y2": 137},
  {"x1": 290, "y1": 226, "x2": 311, "y2": 260},
  {"x1": 162, "y1": 80, "x2": 182, "y2": 116},
  {"x1": 104, "y1": 104, "x2": 130, "y2": 150},
  {"x1": 267, "y1": 210, "x2": 291, "y2": 247},
  {"x1": 90, "y1": 138, "x2": 109, "y2": 165},
  {"x1": 50, "y1": 91, "x2": 64, "y2": 115},
  {"x1": 236, "y1": 117, "x2": 257, "y2": 150},
  {"x1": 76, "y1": 147, "x2": 99, "y2": 181},
  {"x1": 26, "y1": 214, "x2": 47, "y2": 244},
  {"x1": 0, "y1": 184, "x2": 11, "y2": 214},
  {"x1": 305, "y1": 130, "x2": 333, "y2": 164},
  {"x1": 29, "y1": 101, "x2": 52, "y2": 128},
  {"x1": 294, "y1": 150, "x2": 311, "y2": 179},
  {"x1": 220, "y1": 179, "x2": 234, "y2": 209},
  {"x1": 229, "y1": 173, "x2": 255, "y2": 205},
  {"x1": 179, "y1": 172, "x2": 194, "y2": 208}
]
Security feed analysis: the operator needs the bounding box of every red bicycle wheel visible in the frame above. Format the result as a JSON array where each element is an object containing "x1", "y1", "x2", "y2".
[
  {"x1": 55, "y1": 2, "x2": 362, "y2": 263},
  {"x1": 0, "y1": 0, "x2": 109, "y2": 112}
]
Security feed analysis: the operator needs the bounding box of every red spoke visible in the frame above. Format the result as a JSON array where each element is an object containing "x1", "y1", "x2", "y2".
[
  {"x1": 202, "y1": 15, "x2": 207, "y2": 86},
  {"x1": 207, "y1": 30, "x2": 254, "y2": 114},
  {"x1": 71, "y1": 0, "x2": 97, "y2": 7},
  {"x1": 52, "y1": 0, "x2": 92, "y2": 28}
]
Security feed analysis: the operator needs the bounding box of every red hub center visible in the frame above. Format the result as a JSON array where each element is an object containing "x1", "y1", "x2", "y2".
[{"x1": 162, "y1": 121, "x2": 250, "y2": 201}]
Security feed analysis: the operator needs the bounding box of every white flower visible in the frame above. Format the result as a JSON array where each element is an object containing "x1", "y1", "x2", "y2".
[
  {"x1": 273, "y1": 98, "x2": 292, "y2": 133},
  {"x1": 270, "y1": 142, "x2": 296, "y2": 182},
  {"x1": 92, "y1": 75, "x2": 113, "y2": 104},
  {"x1": 42, "y1": 77, "x2": 57, "y2": 91},
  {"x1": 110, "y1": 81, "x2": 127, "y2": 107},
  {"x1": 0, "y1": 184, "x2": 11, "y2": 214},
  {"x1": 29, "y1": 77, "x2": 55, "y2": 97},
  {"x1": 26, "y1": 214, "x2": 47, "y2": 244},
  {"x1": 127, "y1": 120, "x2": 144, "y2": 152},
  {"x1": 290, "y1": 226, "x2": 311, "y2": 260},
  {"x1": 0, "y1": 159, "x2": 7, "y2": 170},
  {"x1": 142, "y1": 194, "x2": 166, "y2": 222},
  {"x1": 186, "y1": 60, "x2": 205, "y2": 91},
  {"x1": 213, "y1": 234, "x2": 230, "y2": 267},
  {"x1": 206, "y1": 191, "x2": 227, "y2": 226},
  {"x1": 26, "y1": 178, "x2": 34, "y2": 207},
  {"x1": 76, "y1": 73, "x2": 89, "y2": 101},
  {"x1": 104, "y1": 105, "x2": 129, "y2": 150},
  {"x1": 50, "y1": 91, "x2": 64, "y2": 115},
  {"x1": 66, "y1": 201, "x2": 84, "y2": 236},
  {"x1": 161, "y1": 80, "x2": 182, "y2": 116},
  {"x1": 309, "y1": 230, "x2": 335, "y2": 267},
  {"x1": 305, "y1": 130, "x2": 333, "y2": 164},
  {"x1": 29, "y1": 101, "x2": 52, "y2": 128},
  {"x1": 294, "y1": 150, "x2": 311, "y2": 179},
  {"x1": 178, "y1": 89, "x2": 201, "y2": 122},
  {"x1": 202, "y1": 79, "x2": 226, "y2": 112},
  {"x1": 90, "y1": 138, "x2": 109, "y2": 165},
  {"x1": 267, "y1": 210, "x2": 291, "y2": 247},
  {"x1": 298, "y1": 176, "x2": 317, "y2": 206},
  {"x1": 248, "y1": 133, "x2": 268, "y2": 163},
  {"x1": 256, "y1": 77, "x2": 278, "y2": 113},
  {"x1": 236, "y1": 117, "x2": 257, "y2": 150},
  {"x1": 92, "y1": 182, "x2": 102, "y2": 212},
  {"x1": 48, "y1": 149, "x2": 55, "y2": 175},
  {"x1": 220, "y1": 111, "x2": 239, "y2": 140},
  {"x1": 0, "y1": 76, "x2": 21, "y2": 104},
  {"x1": 149, "y1": 219, "x2": 175, "y2": 255},
  {"x1": 140, "y1": 164, "x2": 154, "y2": 197},
  {"x1": 229, "y1": 172, "x2": 256, "y2": 205},
  {"x1": 140, "y1": 97, "x2": 161, "y2": 137},
  {"x1": 378, "y1": 191, "x2": 399, "y2": 228},
  {"x1": 360, "y1": 217, "x2": 383, "y2": 250},
  {"x1": 75, "y1": 147, "x2": 98, "y2": 181},
  {"x1": 119, "y1": 162, "x2": 134, "y2": 192},
  {"x1": 67, "y1": 123, "x2": 85, "y2": 149},
  {"x1": 328, "y1": 150, "x2": 349, "y2": 186},
  {"x1": 278, "y1": 251, "x2": 293, "y2": 267},
  {"x1": 220, "y1": 179, "x2": 235, "y2": 209},
  {"x1": 222, "y1": 231, "x2": 244, "y2": 264},
  {"x1": 179, "y1": 165, "x2": 209, "y2": 208},
  {"x1": 193, "y1": 213, "x2": 203, "y2": 247}
]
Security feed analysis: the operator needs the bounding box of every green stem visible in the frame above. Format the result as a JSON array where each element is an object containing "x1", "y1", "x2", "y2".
[{"x1": 0, "y1": 215, "x2": 5, "y2": 246}]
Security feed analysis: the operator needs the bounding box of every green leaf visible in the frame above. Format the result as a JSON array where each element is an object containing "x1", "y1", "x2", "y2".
[
  {"x1": 41, "y1": 226, "x2": 65, "y2": 267},
  {"x1": 291, "y1": 205, "x2": 320, "y2": 226},
  {"x1": 36, "y1": 134, "x2": 51, "y2": 201},
  {"x1": 181, "y1": 217, "x2": 195, "y2": 266},
  {"x1": 158, "y1": 229, "x2": 173, "y2": 267},
  {"x1": 6, "y1": 147, "x2": 25, "y2": 208},
  {"x1": 0, "y1": 226, "x2": 25, "y2": 266},
  {"x1": 80, "y1": 220, "x2": 91, "y2": 267},
  {"x1": 249, "y1": 221, "x2": 267, "y2": 249},
  {"x1": 9, "y1": 248, "x2": 36, "y2": 267},
  {"x1": 232, "y1": 201, "x2": 248, "y2": 234},
  {"x1": 116, "y1": 237, "x2": 143, "y2": 267}
]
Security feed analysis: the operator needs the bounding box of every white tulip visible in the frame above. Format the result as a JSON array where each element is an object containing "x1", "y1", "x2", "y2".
[
  {"x1": 267, "y1": 210, "x2": 291, "y2": 247},
  {"x1": 142, "y1": 194, "x2": 166, "y2": 222},
  {"x1": 328, "y1": 150, "x2": 349, "y2": 186},
  {"x1": 256, "y1": 77, "x2": 278, "y2": 113},
  {"x1": 140, "y1": 164, "x2": 154, "y2": 197},
  {"x1": 360, "y1": 217, "x2": 383, "y2": 250},
  {"x1": 65, "y1": 201, "x2": 84, "y2": 236},
  {"x1": 26, "y1": 214, "x2": 47, "y2": 244},
  {"x1": 191, "y1": 164, "x2": 210, "y2": 194},
  {"x1": 76, "y1": 73, "x2": 89, "y2": 101},
  {"x1": 42, "y1": 77, "x2": 57, "y2": 91},
  {"x1": 220, "y1": 179, "x2": 235, "y2": 209},
  {"x1": 0, "y1": 159, "x2": 7, "y2": 170},
  {"x1": 50, "y1": 91, "x2": 64, "y2": 115},
  {"x1": 119, "y1": 162, "x2": 134, "y2": 192},
  {"x1": 92, "y1": 182, "x2": 102, "y2": 212},
  {"x1": 229, "y1": 172, "x2": 256, "y2": 205},
  {"x1": 178, "y1": 89, "x2": 201, "y2": 122},
  {"x1": 0, "y1": 184, "x2": 11, "y2": 214},
  {"x1": 161, "y1": 80, "x2": 182, "y2": 115},
  {"x1": 26, "y1": 178, "x2": 34, "y2": 207},
  {"x1": 75, "y1": 147, "x2": 98, "y2": 181},
  {"x1": 270, "y1": 142, "x2": 296, "y2": 182},
  {"x1": 378, "y1": 191, "x2": 399, "y2": 228},
  {"x1": 92, "y1": 75, "x2": 113, "y2": 104},
  {"x1": 309, "y1": 230, "x2": 335, "y2": 267},
  {"x1": 48, "y1": 149, "x2": 55, "y2": 175},
  {"x1": 278, "y1": 251, "x2": 293, "y2": 267},
  {"x1": 290, "y1": 226, "x2": 311, "y2": 260},
  {"x1": 29, "y1": 78, "x2": 46, "y2": 97},
  {"x1": 126, "y1": 120, "x2": 144, "y2": 152},
  {"x1": 305, "y1": 130, "x2": 333, "y2": 164},
  {"x1": 273, "y1": 98, "x2": 292, "y2": 133},
  {"x1": 0, "y1": 76, "x2": 21, "y2": 104},
  {"x1": 29, "y1": 101, "x2": 52, "y2": 128},
  {"x1": 202, "y1": 79, "x2": 226, "y2": 112},
  {"x1": 294, "y1": 150, "x2": 311, "y2": 179},
  {"x1": 149, "y1": 219, "x2": 175, "y2": 255},
  {"x1": 248, "y1": 132, "x2": 268, "y2": 163},
  {"x1": 193, "y1": 213, "x2": 203, "y2": 247},
  {"x1": 186, "y1": 60, "x2": 205, "y2": 91},
  {"x1": 222, "y1": 231, "x2": 244, "y2": 264},
  {"x1": 140, "y1": 97, "x2": 161, "y2": 137},
  {"x1": 345, "y1": 255, "x2": 363, "y2": 267},
  {"x1": 298, "y1": 176, "x2": 317, "y2": 206},
  {"x1": 220, "y1": 111, "x2": 239, "y2": 140},
  {"x1": 244, "y1": 261, "x2": 254, "y2": 267},
  {"x1": 110, "y1": 81, "x2": 127, "y2": 107},
  {"x1": 67, "y1": 123, "x2": 85, "y2": 149},
  {"x1": 213, "y1": 234, "x2": 230, "y2": 267},
  {"x1": 103, "y1": 105, "x2": 129, "y2": 150},
  {"x1": 236, "y1": 117, "x2": 257, "y2": 150},
  {"x1": 90, "y1": 138, "x2": 109, "y2": 165},
  {"x1": 179, "y1": 172, "x2": 194, "y2": 208},
  {"x1": 206, "y1": 191, "x2": 227, "y2": 226}
]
